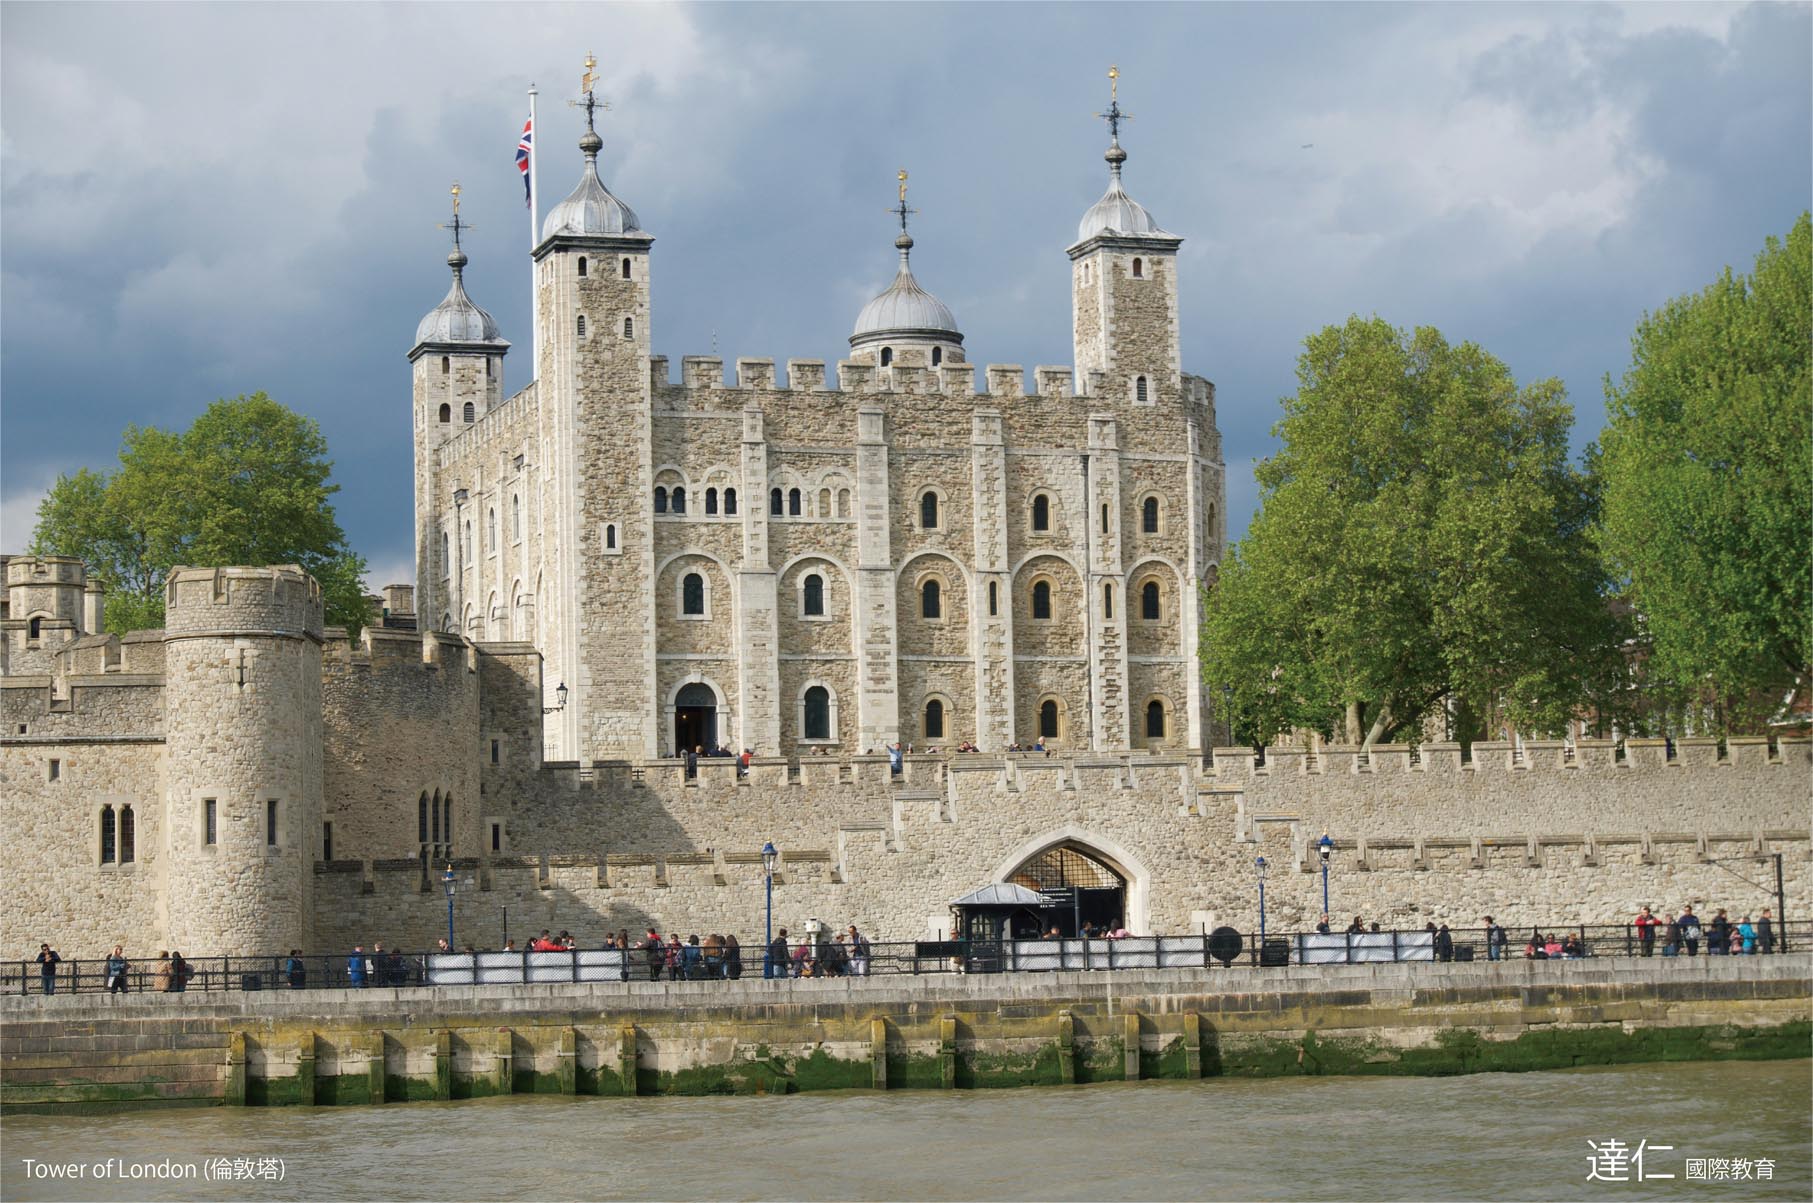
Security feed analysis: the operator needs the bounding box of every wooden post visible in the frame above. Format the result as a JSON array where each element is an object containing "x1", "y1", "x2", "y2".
[
  {"x1": 939, "y1": 1015, "x2": 958, "y2": 1089},
  {"x1": 1182, "y1": 1012, "x2": 1202, "y2": 1079},
  {"x1": 225, "y1": 1032, "x2": 247, "y2": 1106},
  {"x1": 1123, "y1": 1011, "x2": 1141, "y2": 1081},
  {"x1": 494, "y1": 1028, "x2": 514, "y2": 1095},
  {"x1": 434, "y1": 1030, "x2": 452, "y2": 1101},
  {"x1": 367, "y1": 1032, "x2": 386, "y2": 1105},
  {"x1": 1056, "y1": 1010, "x2": 1076, "y2": 1085},
  {"x1": 557, "y1": 1027, "x2": 577, "y2": 1095},
  {"x1": 619, "y1": 1025, "x2": 640, "y2": 1096},
  {"x1": 296, "y1": 1033, "x2": 317, "y2": 1106},
  {"x1": 870, "y1": 1017, "x2": 888, "y2": 1090}
]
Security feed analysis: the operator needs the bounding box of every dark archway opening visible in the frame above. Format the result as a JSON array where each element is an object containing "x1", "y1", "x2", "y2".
[
  {"x1": 674, "y1": 682, "x2": 718, "y2": 754},
  {"x1": 1008, "y1": 844, "x2": 1126, "y2": 936}
]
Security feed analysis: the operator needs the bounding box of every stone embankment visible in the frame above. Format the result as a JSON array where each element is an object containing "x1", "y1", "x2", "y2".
[{"x1": 2, "y1": 956, "x2": 1805, "y2": 1110}]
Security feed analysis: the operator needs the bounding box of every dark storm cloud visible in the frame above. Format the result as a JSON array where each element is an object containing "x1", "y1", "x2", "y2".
[{"x1": 3, "y1": 2, "x2": 1807, "y2": 586}]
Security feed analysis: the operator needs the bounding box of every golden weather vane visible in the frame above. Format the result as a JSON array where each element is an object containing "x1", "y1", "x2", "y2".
[
  {"x1": 581, "y1": 51, "x2": 598, "y2": 96},
  {"x1": 440, "y1": 182, "x2": 472, "y2": 249},
  {"x1": 1109, "y1": 64, "x2": 1119, "y2": 100},
  {"x1": 570, "y1": 51, "x2": 610, "y2": 132},
  {"x1": 898, "y1": 168, "x2": 908, "y2": 204},
  {"x1": 450, "y1": 181, "x2": 461, "y2": 216},
  {"x1": 1099, "y1": 65, "x2": 1130, "y2": 142}
]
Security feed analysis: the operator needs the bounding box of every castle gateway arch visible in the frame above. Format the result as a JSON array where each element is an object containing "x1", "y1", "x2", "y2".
[{"x1": 991, "y1": 826, "x2": 1154, "y2": 936}]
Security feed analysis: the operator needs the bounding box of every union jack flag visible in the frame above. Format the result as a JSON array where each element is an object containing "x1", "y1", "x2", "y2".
[{"x1": 515, "y1": 115, "x2": 533, "y2": 205}]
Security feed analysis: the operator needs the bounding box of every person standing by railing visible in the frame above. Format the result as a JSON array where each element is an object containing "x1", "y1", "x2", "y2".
[
  {"x1": 285, "y1": 949, "x2": 307, "y2": 989},
  {"x1": 348, "y1": 945, "x2": 369, "y2": 988},
  {"x1": 1679, "y1": 906, "x2": 1702, "y2": 956},
  {"x1": 1662, "y1": 913, "x2": 1681, "y2": 957},
  {"x1": 1484, "y1": 917, "x2": 1506, "y2": 961},
  {"x1": 105, "y1": 946, "x2": 130, "y2": 994},
  {"x1": 35, "y1": 943, "x2": 60, "y2": 995},
  {"x1": 1757, "y1": 909, "x2": 1776, "y2": 954},
  {"x1": 1634, "y1": 905, "x2": 1659, "y2": 956}
]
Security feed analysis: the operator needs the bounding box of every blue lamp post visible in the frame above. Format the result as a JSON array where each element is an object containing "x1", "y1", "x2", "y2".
[
  {"x1": 1255, "y1": 855, "x2": 1269, "y2": 945},
  {"x1": 761, "y1": 842, "x2": 779, "y2": 978},
  {"x1": 1318, "y1": 832, "x2": 1334, "y2": 917},
  {"x1": 442, "y1": 864, "x2": 457, "y2": 951}
]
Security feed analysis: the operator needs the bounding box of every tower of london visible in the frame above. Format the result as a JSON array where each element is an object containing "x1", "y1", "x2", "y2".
[{"x1": 2, "y1": 76, "x2": 1804, "y2": 962}]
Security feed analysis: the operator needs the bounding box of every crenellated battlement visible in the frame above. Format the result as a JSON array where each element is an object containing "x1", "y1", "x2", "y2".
[
  {"x1": 1203, "y1": 737, "x2": 1812, "y2": 781},
  {"x1": 322, "y1": 625, "x2": 479, "y2": 677},
  {"x1": 164, "y1": 565, "x2": 323, "y2": 639}
]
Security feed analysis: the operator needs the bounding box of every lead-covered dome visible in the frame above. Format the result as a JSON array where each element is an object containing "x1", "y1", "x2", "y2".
[
  {"x1": 542, "y1": 130, "x2": 644, "y2": 240},
  {"x1": 851, "y1": 232, "x2": 963, "y2": 345},
  {"x1": 414, "y1": 249, "x2": 508, "y2": 349}
]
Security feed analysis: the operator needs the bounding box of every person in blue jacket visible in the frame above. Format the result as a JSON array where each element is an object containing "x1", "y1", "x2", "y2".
[{"x1": 348, "y1": 945, "x2": 368, "y2": 987}]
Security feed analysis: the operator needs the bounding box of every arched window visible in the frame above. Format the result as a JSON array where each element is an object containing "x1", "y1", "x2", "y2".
[
  {"x1": 1132, "y1": 257, "x2": 1143, "y2": 278},
  {"x1": 463, "y1": 401, "x2": 475, "y2": 422},
  {"x1": 441, "y1": 532, "x2": 449, "y2": 572},
  {"x1": 438, "y1": 403, "x2": 451, "y2": 423},
  {"x1": 463, "y1": 521, "x2": 472, "y2": 562},
  {"x1": 654, "y1": 486, "x2": 668, "y2": 514},
  {"x1": 771, "y1": 487, "x2": 784, "y2": 516},
  {"x1": 705, "y1": 487, "x2": 718, "y2": 515},
  {"x1": 431, "y1": 790, "x2": 441, "y2": 843},
  {"x1": 441, "y1": 793, "x2": 452, "y2": 852},
  {"x1": 577, "y1": 315, "x2": 587, "y2": 338},
  {"x1": 988, "y1": 580, "x2": 998, "y2": 616},
  {"x1": 1103, "y1": 583, "x2": 1113, "y2": 619},
  {"x1": 803, "y1": 685, "x2": 831, "y2": 740},
  {"x1": 925, "y1": 698, "x2": 945, "y2": 739},
  {"x1": 671, "y1": 486, "x2": 686, "y2": 515},
  {"x1": 1142, "y1": 497, "x2": 1160, "y2": 533},
  {"x1": 788, "y1": 488, "x2": 802, "y2": 516},
  {"x1": 1032, "y1": 493, "x2": 1050, "y2": 532},
  {"x1": 921, "y1": 578, "x2": 942, "y2": 619},
  {"x1": 1101, "y1": 503, "x2": 1110, "y2": 533},
  {"x1": 440, "y1": 355, "x2": 451, "y2": 377},
  {"x1": 932, "y1": 347, "x2": 943, "y2": 366},
  {"x1": 920, "y1": 492, "x2": 939, "y2": 530},
  {"x1": 1039, "y1": 699, "x2": 1059, "y2": 739},
  {"x1": 880, "y1": 347, "x2": 893, "y2": 367},
  {"x1": 681, "y1": 573, "x2": 705, "y2": 616},
  {"x1": 1141, "y1": 580, "x2": 1160, "y2": 620},
  {"x1": 119, "y1": 804, "x2": 134, "y2": 863},
  {"x1": 577, "y1": 256, "x2": 588, "y2": 277},
  {"x1": 1032, "y1": 580, "x2": 1052, "y2": 620},
  {"x1": 836, "y1": 489, "x2": 850, "y2": 517},
  {"x1": 803, "y1": 573, "x2": 825, "y2": 617},
  {"x1": 818, "y1": 487, "x2": 831, "y2": 517},
  {"x1": 512, "y1": 494, "x2": 521, "y2": 540},
  {"x1": 1146, "y1": 700, "x2": 1166, "y2": 739},
  {"x1": 623, "y1": 317, "x2": 634, "y2": 339},
  {"x1": 1136, "y1": 376, "x2": 1149, "y2": 405},
  {"x1": 724, "y1": 488, "x2": 738, "y2": 515},
  {"x1": 99, "y1": 805, "x2": 116, "y2": 864},
  {"x1": 621, "y1": 258, "x2": 631, "y2": 279},
  {"x1": 487, "y1": 508, "x2": 497, "y2": 552},
  {"x1": 418, "y1": 792, "x2": 429, "y2": 843},
  {"x1": 605, "y1": 524, "x2": 618, "y2": 550}
]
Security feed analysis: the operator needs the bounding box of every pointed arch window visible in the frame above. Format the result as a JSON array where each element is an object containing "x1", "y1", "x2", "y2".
[
  {"x1": 921, "y1": 578, "x2": 942, "y2": 619},
  {"x1": 988, "y1": 580, "x2": 999, "y2": 616},
  {"x1": 1032, "y1": 493, "x2": 1050, "y2": 532},
  {"x1": 803, "y1": 573, "x2": 825, "y2": 617},
  {"x1": 487, "y1": 508, "x2": 497, "y2": 552},
  {"x1": 512, "y1": 494, "x2": 521, "y2": 540},
  {"x1": 771, "y1": 487, "x2": 784, "y2": 516},
  {"x1": 654, "y1": 486, "x2": 668, "y2": 514},
  {"x1": 1146, "y1": 700, "x2": 1166, "y2": 739},
  {"x1": 1141, "y1": 580, "x2": 1160, "y2": 621},
  {"x1": 605, "y1": 524, "x2": 618, "y2": 550},
  {"x1": 1142, "y1": 496, "x2": 1160, "y2": 533},
  {"x1": 1032, "y1": 580, "x2": 1052, "y2": 620},
  {"x1": 924, "y1": 698, "x2": 945, "y2": 740},
  {"x1": 724, "y1": 487, "x2": 738, "y2": 515},
  {"x1": 418, "y1": 792, "x2": 429, "y2": 843},
  {"x1": 1039, "y1": 699, "x2": 1059, "y2": 739},
  {"x1": 803, "y1": 685, "x2": 832, "y2": 740},
  {"x1": 681, "y1": 573, "x2": 706, "y2": 616}
]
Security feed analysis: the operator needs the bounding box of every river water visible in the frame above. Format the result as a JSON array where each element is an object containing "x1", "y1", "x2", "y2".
[{"x1": 3, "y1": 1060, "x2": 1806, "y2": 1202}]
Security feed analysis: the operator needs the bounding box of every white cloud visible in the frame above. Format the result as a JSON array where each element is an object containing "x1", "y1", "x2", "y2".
[{"x1": 0, "y1": 474, "x2": 52, "y2": 551}]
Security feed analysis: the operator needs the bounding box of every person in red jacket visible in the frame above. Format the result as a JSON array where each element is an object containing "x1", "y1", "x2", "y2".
[{"x1": 1634, "y1": 905, "x2": 1660, "y2": 956}]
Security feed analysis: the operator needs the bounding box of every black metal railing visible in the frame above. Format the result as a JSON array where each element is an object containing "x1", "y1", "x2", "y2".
[{"x1": 6, "y1": 921, "x2": 1801, "y2": 995}]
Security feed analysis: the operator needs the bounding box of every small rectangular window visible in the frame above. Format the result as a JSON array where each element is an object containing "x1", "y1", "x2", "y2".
[
  {"x1": 266, "y1": 798, "x2": 279, "y2": 847},
  {"x1": 490, "y1": 822, "x2": 502, "y2": 853},
  {"x1": 204, "y1": 798, "x2": 217, "y2": 846},
  {"x1": 47, "y1": 759, "x2": 60, "y2": 781},
  {"x1": 490, "y1": 739, "x2": 501, "y2": 765},
  {"x1": 323, "y1": 821, "x2": 334, "y2": 861}
]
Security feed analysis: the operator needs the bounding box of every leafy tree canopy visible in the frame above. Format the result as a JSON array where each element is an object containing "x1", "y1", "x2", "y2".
[
  {"x1": 1597, "y1": 213, "x2": 1811, "y2": 728},
  {"x1": 30, "y1": 393, "x2": 370, "y2": 634},
  {"x1": 1203, "y1": 317, "x2": 1625, "y2": 746}
]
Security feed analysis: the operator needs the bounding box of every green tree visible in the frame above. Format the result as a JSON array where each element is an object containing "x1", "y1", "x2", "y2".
[
  {"x1": 1203, "y1": 317, "x2": 1625, "y2": 746},
  {"x1": 1597, "y1": 214, "x2": 1812, "y2": 729},
  {"x1": 30, "y1": 393, "x2": 370, "y2": 633}
]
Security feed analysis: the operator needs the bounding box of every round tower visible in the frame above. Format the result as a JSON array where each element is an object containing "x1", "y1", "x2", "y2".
[
  {"x1": 4, "y1": 555, "x2": 90, "y2": 676},
  {"x1": 161, "y1": 565, "x2": 324, "y2": 956}
]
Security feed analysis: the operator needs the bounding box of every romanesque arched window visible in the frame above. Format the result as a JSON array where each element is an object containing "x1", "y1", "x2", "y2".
[
  {"x1": 621, "y1": 258, "x2": 631, "y2": 279},
  {"x1": 681, "y1": 573, "x2": 706, "y2": 616},
  {"x1": 654, "y1": 486, "x2": 668, "y2": 514},
  {"x1": 724, "y1": 488, "x2": 738, "y2": 515},
  {"x1": 99, "y1": 805, "x2": 116, "y2": 865},
  {"x1": 920, "y1": 491, "x2": 939, "y2": 530},
  {"x1": 623, "y1": 317, "x2": 634, "y2": 339},
  {"x1": 512, "y1": 494, "x2": 521, "y2": 540},
  {"x1": 803, "y1": 573, "x2": 825, "y2": 617},
  {"x1": 705, "y1": 488, "x2": 718, "y2": 515},
  {"x1": 932, "y1": 347, "x2": 943, "y2": 366},
  {"x1": 1103, "y1": 583, "x2": 1113, "y2": 619},
  {"x1": 1039, "y1": 699, "x2": 1059, "y2": 739},
  {"x1": 1142, "y1": 496, "x2": 1160, "y2": 533},
  {"x1": 788, "y1": 488, "x2": 802, "y2": 516},
  {"x1": 921, "y1": 578, "x2": 942, "y2": 619},
  {"x1": 1141, "y1": 580, "x2": 1160, "y2": 621},
  {"x1": 439, "y1": 403, "x2": 451, "y2": 423},
  {"x1": 605, "y1": 524, "x2": 618, "y2": 550},
  {"x1": 119, "y1": 804, "x2": 134, "y2": 864},
  {"x1": 771, "y1": 487, "x2": 783, "y2": 516},
  {"x1": 818, "y1": 488, "x2": 831, "y2": 517},
  {"x1": 1132, "y1": 257, "x2": 1143, "y2": 278},
  {"x1": 1032, "y1": 493, "x2": 1050, "y2": 532},
  {"x1": 880, "y1": 347, "x2": 893, "y2": 367},
  {"x1": 1135, "y1": 376, "x2": 1149, "y2": 405},
  {"x1": 577, "y1": 315, "x2": 587, "y2": 338},
  {"x1": 836, "y1": 489, "x2": 850, "y2": 517},
  {"x1": 578, "y1": 256, "x2": 588, "y2": 277},
  {"x1": 418, "y1": 792, "x2": 429, "y2": 843},
  {"x1": 803, "y1": 685, "x2": 832, "y2": 741},
  {"x1": 1032, "y1": 580, "x2": 1052, "y2": 620},
  {"x1": 671, "y1": 486, "x2": 686, "y2": 515},
  {"x1": 1146, "y1": 700, "x2": 1166, "y2": 740},
  {"x1": 463, "y1": 401, "x2": 476, "y2": 422},
  {"x1": 488, "y1": 509, "x2": 497, "y2": 552},
  {"x1": 924, "y1": 698, "x2": 945, "y2": 740}
]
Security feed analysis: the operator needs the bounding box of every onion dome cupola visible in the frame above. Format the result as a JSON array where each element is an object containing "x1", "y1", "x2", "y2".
[
  {"x1": 538, "y1": 58, "x2": 653, "y2": 251},
  {"x1": 1069, "y1": 66, "x2": 1183, "y2": 253},
  {"x1": 849, "y1": 170, "x2": 965, "y2": 368},
  {"x1": 410, "y1": 185, "x2": 510, "y2": 361}
]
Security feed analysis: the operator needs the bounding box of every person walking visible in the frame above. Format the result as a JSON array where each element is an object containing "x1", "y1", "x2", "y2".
[
  {"x1": 848, "y1": 925, "x2": 871, "y2": 976},
  {"x1": 105, "y1": 945, "x2": 130, "y2": 994},
  {"x1": 1634, "y1": 905, "x2": 1659, "y2": 956},
  {"x1": 35, "y1": 943, "x2": 60, "y2": 995}
]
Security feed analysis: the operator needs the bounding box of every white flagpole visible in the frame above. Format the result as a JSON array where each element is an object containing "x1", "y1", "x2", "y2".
[{"x1": 528, "y1": 83, "x2": 542, "y2": 378}]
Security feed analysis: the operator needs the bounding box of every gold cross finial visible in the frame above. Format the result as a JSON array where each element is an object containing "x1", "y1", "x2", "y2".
[
  {"x1": 581, "y1": 52, "x2": 598, "y2": 96},
  {"x1": 450, "y1": 181, "x2": 461, "y2": 216},
  {"x1": 1108, "y1": 64, "x2": 1119, "y2": 100},
  {"x1": 898, "y1": 168, "x2": 908, "y2": 204}
]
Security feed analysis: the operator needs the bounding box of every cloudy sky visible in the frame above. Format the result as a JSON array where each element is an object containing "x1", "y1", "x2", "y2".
[{"x1": 3, "y1": 1, "x2": 1807, "y2": 588}]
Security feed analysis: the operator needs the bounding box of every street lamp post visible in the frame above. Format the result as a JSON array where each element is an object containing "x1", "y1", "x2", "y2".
[
  {"x1": 1318, "y1": 832, "x2": 1334, "y2": 917},
  {"x1": 542, "y1": 682, "x2": 569, "y2": 714},
  {"x1": 442, "y1": 864, "x2": 456, "y2": 951},
  {"x1": 1255, "y1": 855, "x2": 1268, "y2": 946},
  {"x1": 761, "y1": 842, "x2": 779, "y2": 978}
]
